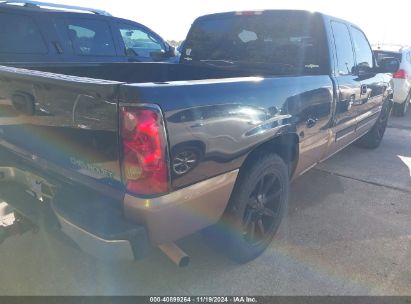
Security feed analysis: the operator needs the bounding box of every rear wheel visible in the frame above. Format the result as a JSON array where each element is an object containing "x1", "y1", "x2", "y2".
[
  {"x1": 208, "y1": 153, "x2": 289, "y2": 263},
  {"x1": 392, "y1": 93, "x2": 410, "y2": 117},
  {"x1": 0, "y1": 226, "x2": 7, "y2": 245},
  {"x1": 355, "y1": 102, "x2": 391, "y2": 149}
]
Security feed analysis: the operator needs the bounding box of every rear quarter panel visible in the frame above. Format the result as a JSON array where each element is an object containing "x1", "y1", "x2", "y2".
[{"x1": 120, "y1": 75, "x2": 334, "y2": 190}]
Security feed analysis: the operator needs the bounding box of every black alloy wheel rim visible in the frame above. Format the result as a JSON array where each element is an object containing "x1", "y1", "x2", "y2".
[
  {"x1": 377, "y1": 109, "x2": 389, "y2": 139},
  {"x1": 242, "y1": 173, "x2": 283, "y2": 245}
]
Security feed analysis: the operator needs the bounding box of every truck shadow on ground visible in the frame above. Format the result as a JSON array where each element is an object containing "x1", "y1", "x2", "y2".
[
  {"x1": 23, "y1": 169, "x2": 345, "y2": 295},
  {"x1": 87, "y1": 125, "x2": 411, "y2": 294}
]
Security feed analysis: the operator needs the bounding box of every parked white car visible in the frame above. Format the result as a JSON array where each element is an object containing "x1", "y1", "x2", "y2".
[{"x1": 374, "y1": 45, "x2": 411, "y2": 116}]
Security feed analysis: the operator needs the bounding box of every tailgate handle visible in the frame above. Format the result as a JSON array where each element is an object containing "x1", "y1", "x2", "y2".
[
  {"x1": 12, "y1": 92, "x2": 35, "y2": 116},
  {"x1": 306, "y1": 118, "x2": 318, "y2": 128},
  {"x1": 361, "y1": 84, "x2": 368, "y2": 95}
]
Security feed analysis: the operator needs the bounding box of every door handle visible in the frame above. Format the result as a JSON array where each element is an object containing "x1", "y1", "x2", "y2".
[
  {"x1": 306, "y1": 118, "x2": 317, "y2": 128},
  {"x1": 361, "y1": 84, "x2": 368, "y2": 95}
]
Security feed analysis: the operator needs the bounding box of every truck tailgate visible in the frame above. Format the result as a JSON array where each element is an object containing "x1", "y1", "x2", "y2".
[{"x1": 0, "y1": 65, "x2": 124, "y2": 195}]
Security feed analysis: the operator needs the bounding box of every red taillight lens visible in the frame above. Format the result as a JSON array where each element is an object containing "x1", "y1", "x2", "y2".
[
  {"x1": 393, "y1": 69, "x2": 408, "y2": 79},
  {"x1": 120, "y1": 106, "x2": 169, "y2": 196}
]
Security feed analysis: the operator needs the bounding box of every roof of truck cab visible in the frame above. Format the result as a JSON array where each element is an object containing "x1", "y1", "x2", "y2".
[
  {"x1": 193, "y1": 9, "x2": 322, "y2": 21},
  {"x1": 193, "y1": 9, "x2": 363, "y2": 32}
]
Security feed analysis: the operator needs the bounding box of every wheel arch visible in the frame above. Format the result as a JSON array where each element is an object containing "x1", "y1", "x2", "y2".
[
  {"x1": 170, "y1": 140, "x2": 206, "y2": 157},
  {"x1": 238, "y1": 133, "x2": 300, "y2": 181}
]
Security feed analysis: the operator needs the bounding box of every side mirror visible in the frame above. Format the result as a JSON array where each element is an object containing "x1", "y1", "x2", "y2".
[
  {"x1": 355, "y1": 62, "x2": 373, "y2": 77},
  {"x1": 379, "y1": 57, "x2": 400, "y2": 74},
  {"x1": 167, "y1": 46, "x2": 176, "y2": 57}
]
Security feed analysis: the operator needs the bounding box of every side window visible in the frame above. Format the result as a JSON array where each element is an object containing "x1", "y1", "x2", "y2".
[
  {"x1": 407, "y1": 52, "x2": 411, "y2": 64},
  {"x1": 52, "y1": 18, "x2": 72, "y2": 54},
  {"x1": 331, "y1": 21, "x2": 355, "y2": 75},
  {"x1": 66, "y1": 19, "x2": 116, "y2": 56},
  {"x1": 0, "y1": 13, "x2": 47, "y2": 54},
  {"x1": 118, "y1": 23, "x2": 164, "y2": 58},
  {"x1": 351, "y1": 27, "x2": 374, "y2": 69}
]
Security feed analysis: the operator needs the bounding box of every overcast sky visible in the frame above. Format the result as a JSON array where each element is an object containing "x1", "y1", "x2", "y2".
[{"x1": 48, "y1": 0, "x2": 408, "y2": 45}]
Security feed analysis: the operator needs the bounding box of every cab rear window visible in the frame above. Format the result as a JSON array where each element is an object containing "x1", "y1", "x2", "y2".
[{"x1": 183, "y1": 11, "x2": 329, "y2": 75}]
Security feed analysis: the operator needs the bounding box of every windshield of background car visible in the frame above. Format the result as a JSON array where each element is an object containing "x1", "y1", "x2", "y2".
[
  {"x1": 118, "y1": 24, "x2": 164, "y2": 58},
  {"x1": 182, "y1": 11, "x2": 329, "y2": 75},
  {"x1": 374, "y1": 51, "x2": 402, "y2": 65}
]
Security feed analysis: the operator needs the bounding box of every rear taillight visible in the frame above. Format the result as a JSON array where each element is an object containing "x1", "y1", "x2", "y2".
[
  {"x1": 393, "y1": 69, "x2": 408, "y2": 79},
  {"x1": 120, "y1": 105, "x2": 169, "y2": 196}
]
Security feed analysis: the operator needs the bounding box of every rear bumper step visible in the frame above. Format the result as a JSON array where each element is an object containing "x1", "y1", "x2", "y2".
[{"x1": 0, "y1": 166, "x2": 150, "y2": 261}]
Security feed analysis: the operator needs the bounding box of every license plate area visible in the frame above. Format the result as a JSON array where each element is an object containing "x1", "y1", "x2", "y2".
[{"x1": 0, "y1": 167, "x2": 55, "y2": 201}]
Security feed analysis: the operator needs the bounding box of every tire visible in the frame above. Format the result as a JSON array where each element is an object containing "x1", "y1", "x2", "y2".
[
  {"x1": 355, "y1": 102, "x2": 391, "y2": 149},
  {"x1": 0, "y1": 226, "x2": 7, "y2": 245},
  {"x1": 392, "y1": 93, "x2": 410, "y2": 117},
  {"x1": 206, "y1": 153, "x2": 289, "y2": 264}
]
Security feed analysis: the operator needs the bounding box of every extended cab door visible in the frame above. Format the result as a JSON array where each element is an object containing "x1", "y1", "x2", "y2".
[
  {"x1": 329, "y1": 20, "x2": 363, "y2": 148},
  {"x1": 349, "y1": 26, "x2": 386, "y2": 135}
]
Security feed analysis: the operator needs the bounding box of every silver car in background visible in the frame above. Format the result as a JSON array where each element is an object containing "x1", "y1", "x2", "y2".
[{"x1": 374, "y1": 45, "x2": 411, "y2": 116}]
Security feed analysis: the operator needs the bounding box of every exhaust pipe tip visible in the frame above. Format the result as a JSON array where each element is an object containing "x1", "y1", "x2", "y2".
[
  {"x1": 159, "y1": 242, "x2": 190, "y2": 267},
  {"x1": 178, "y1": 255, "x2": 190, "y2": 268}
]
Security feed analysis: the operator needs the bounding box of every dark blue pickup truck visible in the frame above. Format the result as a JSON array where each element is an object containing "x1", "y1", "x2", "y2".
[{"x1": 0, "y1": 10, "x2": 399, "y2": 266}]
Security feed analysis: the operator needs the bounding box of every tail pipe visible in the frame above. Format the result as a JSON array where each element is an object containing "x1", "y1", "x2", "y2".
[{"x1": 158, "y1": 242, "x2": 190, "y2": 267}]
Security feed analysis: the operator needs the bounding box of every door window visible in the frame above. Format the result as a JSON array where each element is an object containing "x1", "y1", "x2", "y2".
[
  {"x1": 0, "y1": 13, "x2": 47, "y2": 54},
  {"x1": 118, "y1": 23, "x2": 164, "y2": 58},
  {"x1": 331, "y1": 21, "x2": 355, "y2": 75},
  {"x1": 351, "y1": 27, "x2": 374, "y2": 69},
  {"x1": 66, "y1": 19, "x2": 116, "y2": 56}
]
